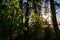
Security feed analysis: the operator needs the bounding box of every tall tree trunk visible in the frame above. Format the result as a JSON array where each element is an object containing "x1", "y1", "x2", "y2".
[
  {"x1": 0, "y1": 0, "x2": 2, "y2": 4},
  {"x1": 25, "y1": 0, "x2": 30, "y2": 40},
  {"x1": 50, "y1": 0, "x2": 59, "y2": 39},
  {"x1": 19, "y1": 0, "x2": 23, "y2": 31},
  {"x1": 25, "y1": 0, "x2": 29, "y2": 31}
]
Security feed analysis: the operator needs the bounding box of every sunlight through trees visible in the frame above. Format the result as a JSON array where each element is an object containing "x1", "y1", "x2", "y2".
[{"x1": 0, "y1": 0, "x2": 60, "y2": 40}]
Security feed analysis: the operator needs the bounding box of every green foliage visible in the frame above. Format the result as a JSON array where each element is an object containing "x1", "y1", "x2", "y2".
[
  {"x1": 31, "y1": 11, "x2": 44, "y2": 26},
  {"x1": 11, "y1": 0, "x2": 19, "y2": 8},
  {"x1": 28, "y1": 1, "x2": 32, "y2": 6},
  {"x1": 35, "y1": 1, "x2": 42, "y2": 6},
  {"x1": 0, "y1": 0, "x2": 57, "y2": 40}
]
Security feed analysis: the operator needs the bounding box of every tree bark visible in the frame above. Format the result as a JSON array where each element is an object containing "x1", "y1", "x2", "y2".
[
  {"x1": 50, "y1": 0, "x2": 59, "y2": 39},
  {"x1": 25, "y1": 0, "x2": 30, "y2": 40},
  {"x1": 0, "y1": 0, "x2": 2, "y2": 4}
]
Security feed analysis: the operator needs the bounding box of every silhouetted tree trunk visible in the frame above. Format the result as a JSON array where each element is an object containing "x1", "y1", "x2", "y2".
[
  {"x1": 19, "y1": 0, "x2": 23, "y2": 31},
  {"x1": 50, "y1": 0, "x2": 59, "y2": 39},
  {"x1": 0, "y1": 0, "x2": 2, "y2": 4},
  {"x1": 25, "y1": 0, "x2": 30, "y2": 40},
  {"x1": 25, "y1": 0, "x2": 29, "y2": 31},
  {"x1": 0, "y1": 0, "x2": 2, "y2": 40}
]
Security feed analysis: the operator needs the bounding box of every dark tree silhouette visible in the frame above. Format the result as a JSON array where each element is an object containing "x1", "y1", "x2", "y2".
[
  {"x1": 0, "y1": 0, "x2": 2, "y2": 4},
  {"x1": 50, "y1": 0, "x2": 60, "y2": 39},
  {"x1": 24, "y1": 0, "x2": 30, "y2": 40}
]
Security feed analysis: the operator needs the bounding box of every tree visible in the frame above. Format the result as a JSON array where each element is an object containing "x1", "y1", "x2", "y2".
[
  {"x1": 24, "y1": 0, "x2": 30, "y2": 40},
  {"x1": 0, "y1": 0, "x2": 2, "y2": 4},
  {"x1": 50, "y1": 0, "x2": 60, "y2": 39}
]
